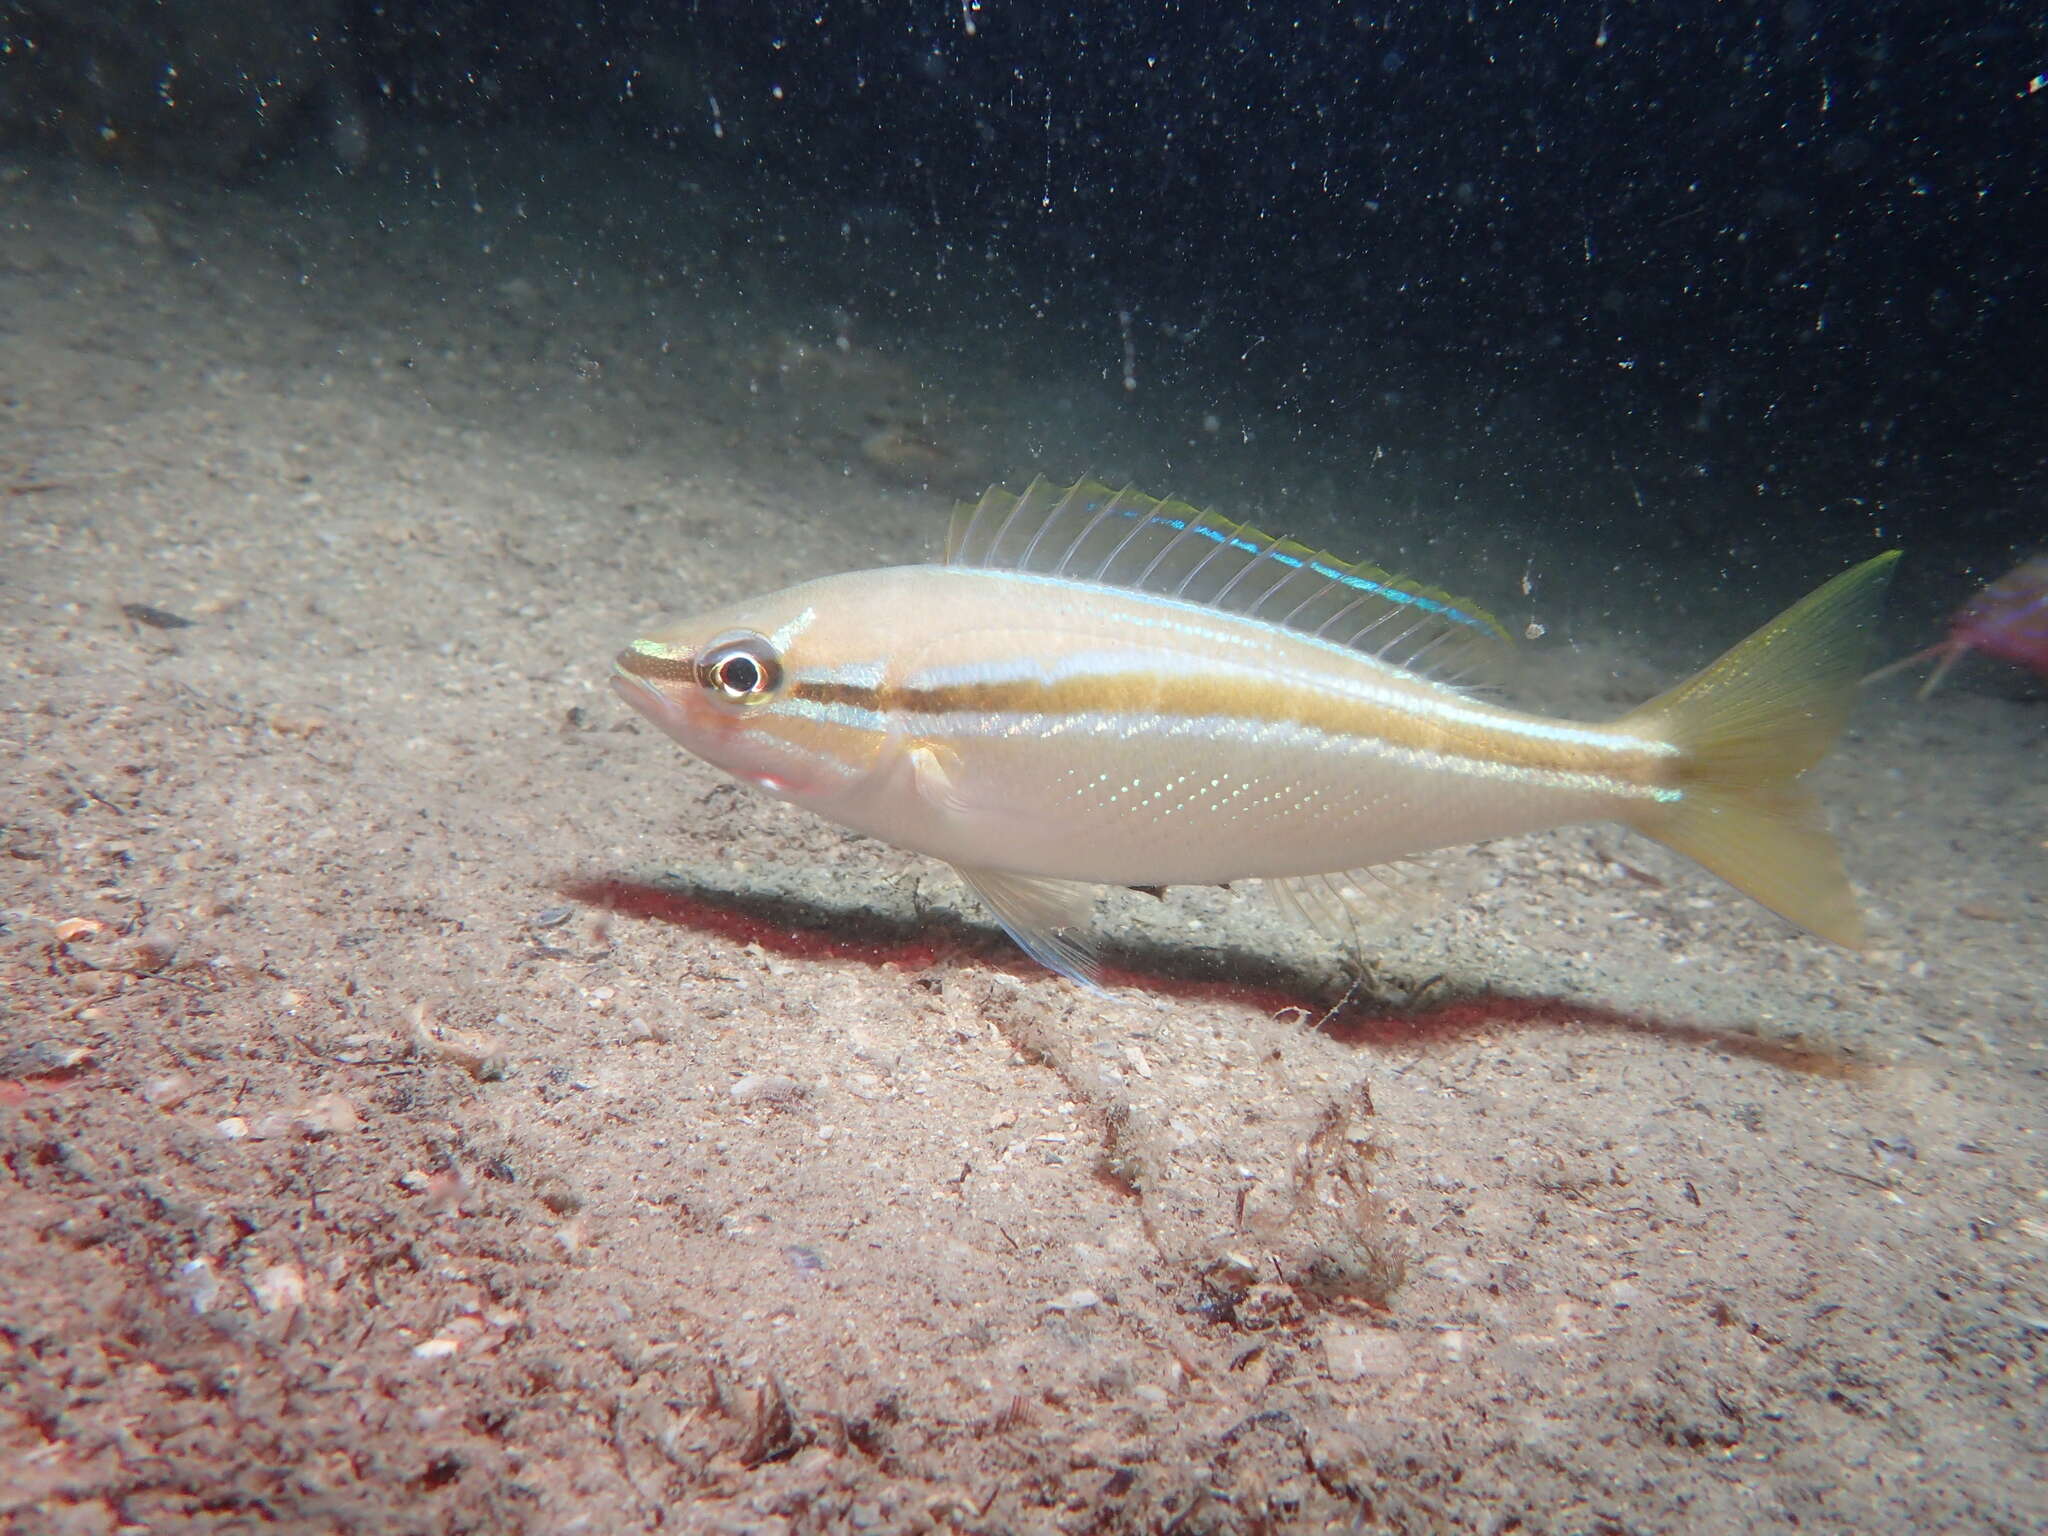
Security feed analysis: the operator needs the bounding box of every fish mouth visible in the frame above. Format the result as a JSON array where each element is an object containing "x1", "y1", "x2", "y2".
[
  {"x1": 611, "y1": 662, "x2": 694, "y2": 741},
  {"x1": 610, "y1": 665, "x2": 651, "y2": 705}
]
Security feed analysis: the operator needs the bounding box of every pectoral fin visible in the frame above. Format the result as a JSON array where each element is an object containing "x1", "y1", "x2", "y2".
[
  {"x1": 909, "y1": 743, "x2": 972, "y2": 815},
  {"x1": 952, "y1": 864, "x2": 1105, "y2": 991},
  {"x1": 912, "y1": 745, "x2": 1104, "y2": 987}
]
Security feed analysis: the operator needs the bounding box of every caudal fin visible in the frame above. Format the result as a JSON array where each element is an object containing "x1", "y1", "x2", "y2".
[{"x1": 1616, "y1": 551, "x2": 1901, "y2": 947}]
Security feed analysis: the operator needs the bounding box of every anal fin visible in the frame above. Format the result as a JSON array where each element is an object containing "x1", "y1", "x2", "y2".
[
  {"x1": 1265, "y1": 871, "x2": 1382, "y2": 953},
  {"x1": 952, "y1": 864, "x2": 1105, "y2": 991},
  {"x1": 1262, "y1": 859, "x2": 1464, "y2": 952}
]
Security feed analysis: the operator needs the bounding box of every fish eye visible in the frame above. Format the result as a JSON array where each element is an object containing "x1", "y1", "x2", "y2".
[{"x1": 696, "y1": 632, "x2": 782, "y2": 705}]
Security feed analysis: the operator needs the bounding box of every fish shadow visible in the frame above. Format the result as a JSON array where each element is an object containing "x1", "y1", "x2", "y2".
[{"x1": 557, "y1": 872, "x2": 1866, "y2": 1081}]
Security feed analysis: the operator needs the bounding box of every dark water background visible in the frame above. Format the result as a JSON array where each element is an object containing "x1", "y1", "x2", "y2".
[
  {"x1": 9, "y1": 1, "x2": 2044, "y2": 632},
  {"x1": 352, "y1": 4, "x2": 2044, "y2": 554}
]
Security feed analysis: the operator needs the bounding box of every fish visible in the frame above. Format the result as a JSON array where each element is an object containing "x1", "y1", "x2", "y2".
[
  {"x1": 1863, "y1": 556, "x2": 2048, "y2": 697},
  {"x1": 612, "y1": 478, "x2": 1900, "y2": 988}
]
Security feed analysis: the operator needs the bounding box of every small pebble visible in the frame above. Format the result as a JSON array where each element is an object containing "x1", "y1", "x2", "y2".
[
  {"x1": 533, "y1": 1175, "x2": 583, "y2": 1216},
  {"x1": 296, "y1": 1092, "x2": 360, "y2": 1137},
  {"x1": 419, "y1": 1169, "x2": 470, "y2": 1216},
  {"x1": 173, "y1": 1258, "x2": 220, "y2": 1314},
  {"x1": 120, "y1": 602, "x2": 193, "y2": 630},
  {"x1": 0, "y1": 1042, "x2": 91, "y2": 1077},
  {"x1": 142, "y1": 1070, "x2": 198, "y2": 1108},
  {"x1": 1325, "y1": 1330, "x2": 1412, "y2": 1380},
  {"x1": 122, "y1": 208, "x2": 163, "y2": 248},
  {"x1": 729, "y1": 1072, "x2": 803, "y2": 1105},
  {"x1": 1045, "y1": 1288, "x2": 1102, "y2": 1313},
  {"x1": 408, "y1": 1003, "x2": 508, "y2": 1081},
  {"x1": 249, "y1": 1263, "x2": 307, "y2": 1314},
  {"x1": 1956, "y1": 902, "x2": 2013, "y2": 922},
  {"x1": 120, "y1": 929, "x2": 180, "y2": 974}
]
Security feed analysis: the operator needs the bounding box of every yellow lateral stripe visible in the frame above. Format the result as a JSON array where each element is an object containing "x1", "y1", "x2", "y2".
[{"x1": 793, "y1": 666, "x2": 1666, "y2": 783}]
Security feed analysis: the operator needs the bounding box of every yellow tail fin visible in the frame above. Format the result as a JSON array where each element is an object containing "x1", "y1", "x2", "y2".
[{"x1": 1617, "y1": 551, "x2": 1901, "y2": 947}]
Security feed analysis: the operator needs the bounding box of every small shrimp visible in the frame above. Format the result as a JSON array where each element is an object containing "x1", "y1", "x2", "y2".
[{"x1": 1865, "y1": 556, "x2": 2048, "y2": 696}]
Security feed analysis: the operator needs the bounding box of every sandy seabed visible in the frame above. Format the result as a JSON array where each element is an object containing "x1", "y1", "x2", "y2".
[{"x1": 2, "y1": 137, "x2": 2043, "y2": 1535}]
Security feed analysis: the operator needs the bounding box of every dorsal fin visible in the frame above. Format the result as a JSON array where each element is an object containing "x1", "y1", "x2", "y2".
[{"x1": 947, "y1": 477, "x2": 1513, "y2": 687}]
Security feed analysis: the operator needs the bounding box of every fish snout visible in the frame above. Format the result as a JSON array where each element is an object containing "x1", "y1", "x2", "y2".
[
  {"x1": 612, "y1": 641, "x2": 703, "y2": 744},
  {"x1": 614, "y1": 636, "x2": 697, "y2": 688}
]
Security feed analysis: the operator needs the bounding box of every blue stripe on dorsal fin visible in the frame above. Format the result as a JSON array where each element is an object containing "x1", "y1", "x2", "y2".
[{"x1": 947, "y1": 477, "x2": 1515, "y2": 689}]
